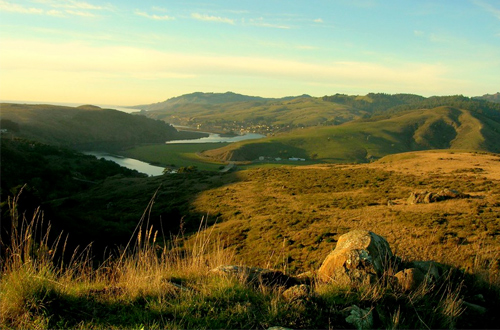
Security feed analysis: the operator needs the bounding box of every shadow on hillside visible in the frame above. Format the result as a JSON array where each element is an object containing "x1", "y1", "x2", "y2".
[{"x1": 15, "y1": 170, "x2": 246, "y2": 260}]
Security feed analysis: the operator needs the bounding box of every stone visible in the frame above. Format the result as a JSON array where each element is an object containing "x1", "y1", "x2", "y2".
[
  {"x1": 394, "y1": 268, "x2": 426, "y2": 291},
  {"x1": 410, "y1": 260, "x2": 443, "y2": 282},
  {"x1": 407, "y1": 189, "x2": 469, "y2": 204},
  {"x1": 317, "y1": 230, "x2": 393, "y2": 285},
  {"x1": 463, "y1": 301, "x2": 486, "y2": 315},
  {"x1": 282, "y1": 284, "x2": 310, "y2": 302},
  {"x1": 345, "y1": 305, "x2": 374, "y2": 330}
]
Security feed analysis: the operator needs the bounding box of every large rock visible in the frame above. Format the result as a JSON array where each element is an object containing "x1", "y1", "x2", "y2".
[
  {"x1": 317, "y1": 230, "x2": 393, "y2": 285},
  {"x1": 407, "y1": 189, "x2": 469, "y2": 204}
]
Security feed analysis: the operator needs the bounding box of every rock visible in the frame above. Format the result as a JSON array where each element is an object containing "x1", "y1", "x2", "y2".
[
  {"x1": 463, "y1": 301, "x2": 486, "y2": 315},
  {"x1": 210, "y1": 265, "x2": 299, "y2": 288},
  {"x1": 407, "y1": 189, "x2": 469, "y2": 204},
  {"x1": 394, "y1": 268, "x2": 426, "y2": 291},
  {"x1": 410, "y1": 260, "x2": 443, "y2": 282},
  {"x1": 345, "y1": 305, "x2": 374, "y2": 330},
  {"x1": 282, "y1": 284, "x2": 310, "y2": 302},
  {"x1": 463, "y1": 301, "x2": 487, "y2": 315},
  {"x1": 295, "y1": 271, "x2": 314, "y2": 285},
  {"x1": 317, "y1": 230, "x2": 393, "y2": 285}
]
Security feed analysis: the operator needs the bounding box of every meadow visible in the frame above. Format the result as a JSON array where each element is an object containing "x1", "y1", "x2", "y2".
[{"x1": 121, "y1": 143, "x2": 229, "y2": 171}]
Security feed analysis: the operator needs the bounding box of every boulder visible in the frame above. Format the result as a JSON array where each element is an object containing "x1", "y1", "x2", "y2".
[
  {"x1": 407, "y1": 189, "x2": 469, "y2": 204},
  {"x1": 317, "y1": 230, "x2": 393, "y2": 285},
  {"x1": 282, "y1": 284, "x2": 310, "y2": 302},
  {"x1": 394, "y1": 268, "x2": 426, "y2": 291},
  {"x1": 410, "y1": 260, "x2": 443, "y2": 282}
]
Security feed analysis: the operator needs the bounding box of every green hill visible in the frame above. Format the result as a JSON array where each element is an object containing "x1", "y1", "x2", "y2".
[
  {"x1": 136, "y1": 94, "x2": 365, "y2": 130},
  {"x1": 202, "y1": 106, "x2": 500, "y2": 163},
  {"x1": 0, "y1": 103, "x2": 203, "y2": 151}
]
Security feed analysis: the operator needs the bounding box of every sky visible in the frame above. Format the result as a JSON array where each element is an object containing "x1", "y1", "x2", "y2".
[{"x1": 0, "y1": 0, "x2": 499, "y2": 106}]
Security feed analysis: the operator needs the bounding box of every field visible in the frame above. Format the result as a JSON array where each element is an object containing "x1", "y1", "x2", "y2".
[
  {"x1": 120, "y1": 143, "x2": 230, "y2": 171},
  {"x1": 189, "y1": 151, "x2": 500, "y2": 275}
]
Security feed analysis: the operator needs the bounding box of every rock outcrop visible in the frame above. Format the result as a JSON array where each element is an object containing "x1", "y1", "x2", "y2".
[
  {"x1": 317, "y1": 230, "x2": 393, "y2": 285},
  {"x1": 407, "y1": 189, "x2": 469, "y2": 204}
]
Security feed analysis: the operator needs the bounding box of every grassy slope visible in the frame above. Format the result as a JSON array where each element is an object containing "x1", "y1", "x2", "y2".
[
  {"x1": 189, "y1": 151, "x2": 500, "y2": 274},
  {"x1": 202, "y1": 107, "x2": 500, "y2": 163},
  {"x1": 2, "y1": 150, "x2": 500, "y2": 329},
  {"x1": 120, "y1": 143, "x2": 229, "y2": 171},
  {"x1": 0, "y1": 103, "x2": 181, "y2": 150},
  {"x1": 145, "y1": 96, "x2": 365, "y2": 127}
]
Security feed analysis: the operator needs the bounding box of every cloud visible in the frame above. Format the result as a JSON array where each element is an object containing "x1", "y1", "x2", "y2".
[
  {"x1": 313, "y1": 18, "x2": 323, "y2": 23},
  {"x1": 136, "y1": 10, "x2": 175, "y2": 21},
  {"x1": 247, "y1": 18, "x2": 291, "y2": 29},
  {"x1": 473, "y1": 0, "x2": 500, "y2": 20},
  {"x1": 191, "y1": 12, "x2": 235, "y2": 24},
  {"x1": 0, "y1": 1, "x2": 44, "y2": 14},
  {"x1": 0, "y1": 0, "x2": 106, "y2": 17},
  {"x1": 413, "y1": 30, "x2": 425, "y2": 37},
  {"x1": 0, "y1": 39, "x2": 449, "y2": 92},
  {"x1": 33, "y1": 0, "x2": 106, "y2": 11}
]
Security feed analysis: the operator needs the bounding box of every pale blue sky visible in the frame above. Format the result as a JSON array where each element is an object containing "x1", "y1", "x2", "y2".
[{"x1": 0, "y1": 0, "x2": 499, "y2": 105}]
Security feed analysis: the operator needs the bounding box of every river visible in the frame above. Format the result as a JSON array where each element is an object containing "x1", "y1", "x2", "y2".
[
  {"x1": 85, "y1": 133, "x2": 265, "y2": 176},
  {"x1": 85, "y1": 152, "x2": 165, "y2": 177},
  {"x1": 166, "y1": 132, "x2": 265, "y2": 144}
]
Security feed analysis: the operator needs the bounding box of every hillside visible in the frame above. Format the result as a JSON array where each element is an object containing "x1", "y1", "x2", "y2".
[
  {"x1": 2, "y1": 150, "x2": 499, "y2": 329},
  {"x1": 0, "y1": 103, "x2": 205, "y2": 151},
  {"x1": 201, "y1": 106, "x2": 500, "y2": 163},
  {"x1": 134, "y1": 91, "x2": 272, "y2": 110},
  {"x1": 134, "y1": 92, "x2": 500, "y2": 137},
  {"x1": 133, "y1": 92, "x2": 360, "y2": 130}
]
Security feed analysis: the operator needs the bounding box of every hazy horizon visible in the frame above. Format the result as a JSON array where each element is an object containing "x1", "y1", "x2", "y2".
[{"x1": 1, "y1": 0, "x2": 499, "y2": 105}]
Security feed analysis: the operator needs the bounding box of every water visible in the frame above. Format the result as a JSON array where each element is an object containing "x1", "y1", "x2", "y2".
[
  {"x1": 166, "y1": 132, "x2": 265, "y2": 144},
  {"x1": 85, "y1": 152, "x2": 164, "y2": 176}
]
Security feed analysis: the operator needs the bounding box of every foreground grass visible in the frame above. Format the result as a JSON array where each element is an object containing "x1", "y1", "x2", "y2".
[{"x1": 1, "y1": 187, "x2": 499, "y2": 329}]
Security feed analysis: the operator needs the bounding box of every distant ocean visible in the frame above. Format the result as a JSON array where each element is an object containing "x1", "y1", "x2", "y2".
[{"x1": 0, "y1": 100, "x2": 141, "y2": 114}]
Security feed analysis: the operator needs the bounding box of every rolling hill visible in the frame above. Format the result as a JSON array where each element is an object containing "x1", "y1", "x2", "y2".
[
  {"x1": 0, "y1": 103, "x2": 204, "y2": 150},
  {"x1": 201, "y1": 106, "x2": 500, "y2": 163},
  {"x1": 133, "y1": 92, "x2": 360, "y2": 129}
]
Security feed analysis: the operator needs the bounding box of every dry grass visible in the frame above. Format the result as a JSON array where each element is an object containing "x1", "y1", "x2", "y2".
[
  {"x1": 190, "y1": 151, "x2": 500, "y2": 282},
  {"x1": 2, "y1": 151, "x2": 499, "y2": 329}
]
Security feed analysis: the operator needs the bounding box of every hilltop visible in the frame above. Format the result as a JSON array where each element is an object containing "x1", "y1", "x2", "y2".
[
  {"x1": 0, "y1": 103, "x2": 205, "y2": 151},
  {"x1": 475, "y1": 92, "x2": 500, "y2": 104}
]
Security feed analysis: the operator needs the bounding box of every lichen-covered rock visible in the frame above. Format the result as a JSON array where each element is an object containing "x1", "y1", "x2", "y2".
[
  {"x1": 317, "y1": 230, "x2": 393, "y2": 284},
  {"x1": 407, "y1": 189, "x2": 469, "y2": 204}
]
